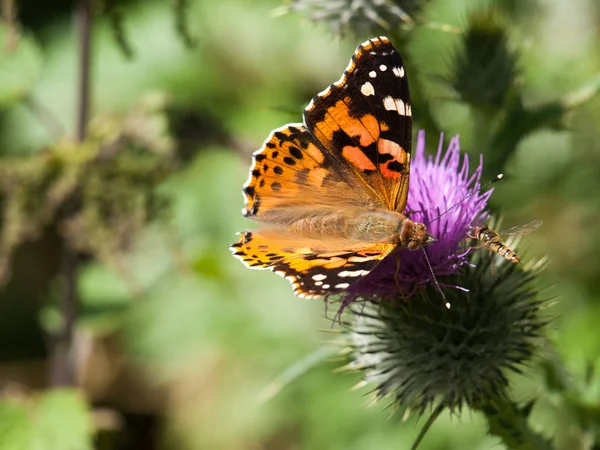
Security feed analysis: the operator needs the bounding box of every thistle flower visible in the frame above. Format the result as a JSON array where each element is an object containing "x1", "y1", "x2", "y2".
[
  {"x1": 341, "y1": 253, "x2": 549, "y2": 447},
  {"x1": 338, "y1": 132, "x2": 550, "y2": 449},
  {"x1": 345, "y1": 254, "x2": 547, "y2": 400},
  {"x1": 343, "y1": 131, "x2": 491, "y2": 302}
]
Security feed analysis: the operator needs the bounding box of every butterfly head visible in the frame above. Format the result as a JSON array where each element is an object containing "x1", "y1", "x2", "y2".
[{"x1": 406, "y1": 221, "x2": 436, "y2": 250}]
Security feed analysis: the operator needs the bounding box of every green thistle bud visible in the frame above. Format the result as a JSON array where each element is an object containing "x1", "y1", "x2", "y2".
[
  {"x1": 285, "y1": 0, "x2": 425, "y2": 37},
  {"x1": 341, "y1": 253, "x2": 548, "y2": 417},
  {"x1": 450, "y1": 9, "x2": 518, "y2": 110}
]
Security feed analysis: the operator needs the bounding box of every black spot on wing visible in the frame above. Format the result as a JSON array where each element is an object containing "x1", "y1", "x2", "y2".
[
  {"x1": 387, "y1": 161, "x2": 404, "y2": 173},
  {"x1": 289, "y1": 146, "x2": 303, "y2": 159}
]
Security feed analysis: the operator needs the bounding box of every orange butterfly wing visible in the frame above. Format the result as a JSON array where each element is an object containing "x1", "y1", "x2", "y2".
[
  {"x1": 231, "y1": 230, "x2": 394, "y2": 298},
  {"x1": 231, "y1": 37, "x2": 412, "y2": 297},
  {"x1": 241, "y1": 124, "x2": 385, "y2": 223}
]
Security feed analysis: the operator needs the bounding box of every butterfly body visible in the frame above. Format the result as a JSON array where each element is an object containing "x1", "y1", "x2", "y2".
[
  {"x1": 283, "y1": 207, "x2": 431, "y2": 246},
  {"x1": 231, "y1": 37, "x2": 435, "y2": 298}
]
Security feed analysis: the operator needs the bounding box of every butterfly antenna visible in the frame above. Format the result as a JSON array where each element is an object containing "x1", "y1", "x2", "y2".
[
  {"x1": 429, "y1": 173, "x2": 503, "y2": 224},
  {"x1": 420, "y1": 245, "x2": 451, "y2": 309}
]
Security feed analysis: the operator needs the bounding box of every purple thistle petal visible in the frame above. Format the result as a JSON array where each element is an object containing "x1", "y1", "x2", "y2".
[{"x1": 343, "y1": 131, "x2": 492, "y2": 301}]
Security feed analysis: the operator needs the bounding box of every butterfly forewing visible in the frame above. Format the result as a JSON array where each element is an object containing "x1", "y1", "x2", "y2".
[
  {"x1": 304, "y1": 37, "x2": 412, "y2": 212},
  {"x1": 242, "y1": 124, "x2": 385, "y2": 223}
]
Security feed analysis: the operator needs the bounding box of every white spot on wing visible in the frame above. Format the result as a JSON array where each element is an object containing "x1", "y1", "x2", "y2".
[
  {"x1": 322, "y1": 284, "x2": 330, "y2": 289},
  {"x1": 360, "y1": 82, "x2": 375, "y2": 96},
  {"x1": 312, "y1": 274, "x2": 327, "y2": 281},
  {"x1": 392, "y1": 66, "x2": 405, "y2": 78},
  {"x1": 339, "y1": 270, "x2": 370, "y2": 277},
  {"x1": 335, "y1": 283, "x2": 350, "y2": 289},
  {"x1": 369, "y1": 70, "x2": 377, "y2": 78},
  {"x1": 304, "y1": 37, "x2": 393, "y2": 115},
  {"x1": 383, "y1": 96, "x2": 411, "y2": 116},
  {"x1": 347, "y1": 256, "x2": 376, "y2": 263}
]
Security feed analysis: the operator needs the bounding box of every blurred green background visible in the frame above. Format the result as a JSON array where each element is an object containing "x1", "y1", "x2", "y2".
[{"x1": 0, "y1": 0, "x2": 599, "y2": 449}]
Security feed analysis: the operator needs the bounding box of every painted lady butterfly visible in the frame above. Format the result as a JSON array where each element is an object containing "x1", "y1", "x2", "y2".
[{"x1": 230, "y1": 36, "x2": 435, "y2": 298}]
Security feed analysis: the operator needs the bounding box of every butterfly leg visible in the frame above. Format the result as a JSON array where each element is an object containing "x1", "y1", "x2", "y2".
[
  {"x1": 393, "y1": 254, "x2": 404, "y2": 294},
  {"x1": 324, "y1": 297, "x2": 331, "y2": 321},
  {"x1": 392, "y1": 254, "x2": 412, "y2": 302},
  {"x1": 405, "y1": 208, "x2": 424, "y2": 217}
]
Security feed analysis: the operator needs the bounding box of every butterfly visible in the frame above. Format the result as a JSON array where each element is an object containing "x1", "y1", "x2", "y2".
[
  {"x1": 230, "y1": 37, "x2": 435, "y2": 298},
  {"x1": 471, "y1": 220, "x2": 543, "y2": 263}
]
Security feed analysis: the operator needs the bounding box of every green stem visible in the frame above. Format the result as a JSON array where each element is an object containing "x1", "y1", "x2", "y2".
[{"x1": 477, "y1": 395, "x2": 554, "y2": 450}]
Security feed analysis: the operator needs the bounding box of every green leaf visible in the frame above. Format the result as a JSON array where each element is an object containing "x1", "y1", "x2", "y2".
[
  {"x1": 0, "y1": 25, "x2": 43, "y2": 106},
  {"x1": 0, "y1": 389, "x2": 93, "y2": 450},
  {"x1": 0, "y1": 401, "x2": 30, "y2": 450}
]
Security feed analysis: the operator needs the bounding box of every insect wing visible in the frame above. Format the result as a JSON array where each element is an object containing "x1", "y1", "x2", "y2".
[{"x1": 497, "y1": 219, "x2": 543, "y2": 238}]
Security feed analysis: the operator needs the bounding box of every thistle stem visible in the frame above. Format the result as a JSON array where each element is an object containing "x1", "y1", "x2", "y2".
[{"x1": 477, "y1": 395, "x2": 554, "y2": 450}]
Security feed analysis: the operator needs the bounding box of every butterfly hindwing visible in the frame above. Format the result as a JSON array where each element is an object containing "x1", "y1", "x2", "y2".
[{"x1": 231, "y1": 229, "x2": 395, "y2": 297}]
